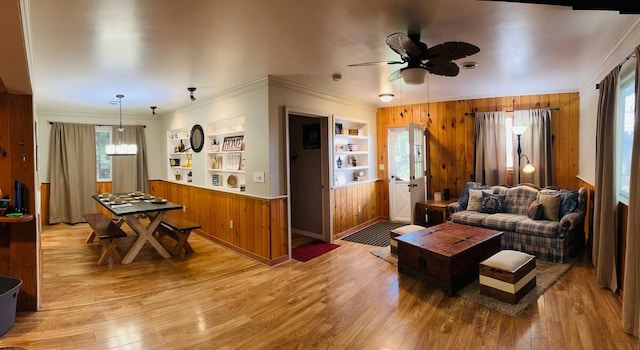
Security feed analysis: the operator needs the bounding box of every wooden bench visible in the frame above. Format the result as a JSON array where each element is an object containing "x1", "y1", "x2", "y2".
[
  {"x1": 156, "y1": 216, "x2": 201, "y2": 256},
  {"x1": 83, "y1": 213, "x2": 128, "y2": 265}
]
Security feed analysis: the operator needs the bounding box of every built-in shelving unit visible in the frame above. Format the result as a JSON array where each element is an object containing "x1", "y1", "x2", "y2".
[
  {"x1": 206, "y1": 116, "x2": 246, "y2": 192},
  {"x1": 167, "y1": 128, "x2": 193, "y2": 183},
  {"x1": 333, "y1": 117, "x2": 370, "y2": 187}
]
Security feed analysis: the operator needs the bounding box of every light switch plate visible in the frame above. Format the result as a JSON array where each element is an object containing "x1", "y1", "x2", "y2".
[
  {"x1": 378, "y1": 164, "x2": 385, "y2": 171},
  {"x1": 253, "y1": 171, "x2": 265, "y2": 183}
]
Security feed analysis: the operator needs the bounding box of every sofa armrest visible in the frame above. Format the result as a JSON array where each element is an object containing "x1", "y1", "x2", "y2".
[
  {"x1": 559, "y1": 209, "x2": 585, "y2": 237},
  {"x1": 448, "y1": 202, "x2": 463, "y2": 215}
]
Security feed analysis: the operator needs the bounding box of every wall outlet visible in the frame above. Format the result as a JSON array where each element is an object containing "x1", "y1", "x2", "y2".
[
  {"x1": 183, "y1": 206, "x2": 186, "y2": 212},
  {"x1": 357, "y1": 205, "x2": 361, "y2": 213},
  {"x1": 229, "y1": 220, "x2": 234, "y2": 229},
  {"x1": 253, "y1": 171, "x2": 265, "y2": 183}
]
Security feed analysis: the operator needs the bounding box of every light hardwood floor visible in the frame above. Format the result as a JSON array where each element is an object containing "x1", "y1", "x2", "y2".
[{"x1": 0, "y1": 222, "x2": 637, "y2": 349}]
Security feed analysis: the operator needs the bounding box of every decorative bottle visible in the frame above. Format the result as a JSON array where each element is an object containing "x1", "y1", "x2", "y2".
[{"x1": 337, "y1": 157, "x2": 343, "y2": 169}]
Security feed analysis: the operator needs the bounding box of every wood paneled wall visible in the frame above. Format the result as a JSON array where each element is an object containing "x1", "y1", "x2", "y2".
[
  {"x1": 0, "y1": 93, "x2": 38, "y2": 311},
  {"x1": 376, "y1": 93, "x2": 580, "y2": 206},
  {"x1": 41, "y1": 181, "x2": 288, "y2": 265},
  {"x1": 332, "y1": 180, "x2": 384, "y2": 239}
]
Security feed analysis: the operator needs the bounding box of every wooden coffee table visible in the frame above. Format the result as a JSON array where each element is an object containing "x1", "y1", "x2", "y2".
[{"x1": 396, "y1": 222, "x2": 503, "y2": 296}]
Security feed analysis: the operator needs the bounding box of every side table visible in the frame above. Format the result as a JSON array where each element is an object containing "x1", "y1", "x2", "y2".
[{"x1": 415, "y1": 198, "x2": 458, "y2": 227}]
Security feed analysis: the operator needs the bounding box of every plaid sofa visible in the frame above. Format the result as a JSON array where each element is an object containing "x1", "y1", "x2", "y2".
[{"x1": 447, "y1": 184, "x2": 586, "y2": 263}]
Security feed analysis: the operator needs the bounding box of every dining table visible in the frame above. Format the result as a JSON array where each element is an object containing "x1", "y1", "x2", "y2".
[{"x1": 92, "y1": 194, "x2": 183, "y2": 264}]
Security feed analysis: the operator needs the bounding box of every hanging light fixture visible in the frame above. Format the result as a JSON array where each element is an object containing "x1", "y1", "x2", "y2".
[
  {"x1": 106, "y1": 94, "x2": 137, "y2": 156},
  {"x1": 188, "y1": 87, "x2": 197, "y2": 102},
  {"x1": 150, "y1": 106, "x2": 157, "y2": 116}
]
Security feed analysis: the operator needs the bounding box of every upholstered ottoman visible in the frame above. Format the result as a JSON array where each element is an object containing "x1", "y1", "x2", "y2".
[
  {"x1": 479, "y1": 250, "x2": 536, "y2": 304},
  {"x1": 390, "y1": 225, "x2": 425, "y2": 255}
]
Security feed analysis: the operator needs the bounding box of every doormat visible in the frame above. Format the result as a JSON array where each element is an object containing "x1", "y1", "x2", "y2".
[
  {"x1": 341, "y1": 221, "x2": 407, "y2": 246},
  {"x1": 292, "y1": 240, "x2": 340, "y2": 262}
]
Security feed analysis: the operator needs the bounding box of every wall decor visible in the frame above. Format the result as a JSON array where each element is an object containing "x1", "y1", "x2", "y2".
[
  {"x1": 222, "y1": 135, "x2": 244, "y2": 151},
  {"x1": 190, "y1": 124, "x2": 205, "y2": 153}
]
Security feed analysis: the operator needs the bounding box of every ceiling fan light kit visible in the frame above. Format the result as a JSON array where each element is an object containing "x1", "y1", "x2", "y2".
[
  {"x1": 400, "y1": 68, "x2": 427, "y2": 85},
  {"x1": 106, "y1": 94, "x2": 138, "y2": 156},
  {"x1": 378, "y1": 93, "x2": 394, "y2": 102}
]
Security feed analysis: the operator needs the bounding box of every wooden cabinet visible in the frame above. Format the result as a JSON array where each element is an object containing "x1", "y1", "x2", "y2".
[
  {"x1": 414, "y1": 198, "x2": 458, "y2": 227},
  {"x1": 333, "y1": 117, "x2": 370, "y2": 187},
  {"x1": 206, "y1": 117, "x2": 246, "y2": 192}
]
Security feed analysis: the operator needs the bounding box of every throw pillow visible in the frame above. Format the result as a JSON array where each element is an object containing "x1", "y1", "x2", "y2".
[
  {"x1": 480, "y1": 192, "x2": 506, "y2": 214},
  {"x1": 527, "y1": 200, "x2": 543, "y2": 220},
  {"x1": 537, "y1": 192, "x2": 562, "y2": 221},
  {"x1": 558, "y1": 189, "x2": 579, "y2": 217},
  {"x1": 467, "y1": 189, "x2": 491, "y2": 212},
  {"x1": 458, "y1": 182, "x2": 486, "y2": 209}
]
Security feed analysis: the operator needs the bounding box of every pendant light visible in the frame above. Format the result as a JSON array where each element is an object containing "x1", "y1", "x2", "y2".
[{"x1": 106, "y1": 94, "x2": 137, "y2": 156}]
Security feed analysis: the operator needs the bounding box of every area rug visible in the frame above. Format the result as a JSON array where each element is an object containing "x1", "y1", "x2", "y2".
[
  {"x1": 370, "y1": 246, "x2": 572, "y2": 317},
  {"x1": 341, "y1": 221, "x2": 407, "y2": 246},
  {"x1": 292, "y1": 240, "x2": 340, "y2": 262}
]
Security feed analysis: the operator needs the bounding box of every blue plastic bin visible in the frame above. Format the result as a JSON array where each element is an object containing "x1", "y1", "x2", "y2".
[{"x1": 0, "y1": 275, "x2": 21, "y2": 336}]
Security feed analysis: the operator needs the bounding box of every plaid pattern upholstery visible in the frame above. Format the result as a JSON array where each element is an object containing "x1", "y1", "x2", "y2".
[
  {"x1": 515, "y1": 219, "x2": 560, "y2": 238},
  {"x1": 501, "y1": 230, "x2": 575, "y2": 263},
  {"x1": 450, "y1": 211, "x2": 490, "y2": 227},
  {"x1": 482, "y1": 213, "x2": 528, "y2": 232},
  {"x1": 490, "y1": 185, "x2": 510, "y2": 196},
  {"x1": 504, "y1": 186, "x2": 539, "y2": 215}
]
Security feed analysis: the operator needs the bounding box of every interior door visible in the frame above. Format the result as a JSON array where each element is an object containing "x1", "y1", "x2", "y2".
[
  {"x1": 409, "y1": 123, "x2": 427, "y2": 223},
  {"x1": 388, "y1": 127, "x2": 411, "y2": 222}
]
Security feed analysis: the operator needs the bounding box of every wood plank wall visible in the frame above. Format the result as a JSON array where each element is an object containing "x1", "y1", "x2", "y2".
[
  {"x1": 376, "y1": 93, "x2": 580, "y2": 207},
  {"x1": 332, "y1": 180, "x2": 384, "y2": 239},
  {"x1": 0, "y1": 93, "x2": 38, "y2": 311},
  {"x1": 41, "y1": 181, "x2": 288, "y2": 265}
]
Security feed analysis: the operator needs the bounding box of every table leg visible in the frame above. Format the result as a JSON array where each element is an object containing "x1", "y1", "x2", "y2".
[{"x1": 121, "y1": 212, "x2": 171, "y2": 264}]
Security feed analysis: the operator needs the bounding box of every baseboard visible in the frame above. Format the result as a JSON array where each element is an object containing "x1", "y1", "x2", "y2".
[{"x1": 194, "y1": 230, "x2": 288, "y2": 266}]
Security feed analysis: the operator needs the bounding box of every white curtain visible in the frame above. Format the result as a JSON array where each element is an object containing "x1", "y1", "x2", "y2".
[
  {"x1": 621, "y1": 45, "x2": 640, "y2": 337},
  {"x1": 474, "y1": 111, "x2": 507, "y2": 185},
  {"x1": 593, "y1": 67, "x2": 619, "y2": 293},
  {"x1": 513, "y1": 108, "x2": 553, "y2": 187},
  {"x1": 112, "y1": 125, "x2": 149, "y2": 193}
]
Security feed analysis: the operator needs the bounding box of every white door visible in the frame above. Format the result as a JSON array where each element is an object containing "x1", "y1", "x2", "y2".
[
  {"x1": 409, "y1": 122, "x2": 427, "y2": 223},
  {"x1": 388, "y1": 127, "x2": 411, "y2": 222}
]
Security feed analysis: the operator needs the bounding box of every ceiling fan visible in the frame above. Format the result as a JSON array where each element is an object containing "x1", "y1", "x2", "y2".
[{"x1": 348, "y1": 31, "x2": 480, "y2": 85}]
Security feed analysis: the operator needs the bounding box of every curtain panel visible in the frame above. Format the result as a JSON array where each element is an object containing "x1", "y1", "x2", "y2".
[
  {"x1": 112, "y1": 125, "x2": 149, "y2": 193},
  {"x1": 593, "y1": 67, "x2": 619, "y2": 293},
  {"x1": 622, "y1": 45, "x2": 640, "y2": 337},
  {"x1": 474, "y1": 111, "x2": 507, "y2": 185},
  {"x1": 513, "y1": 108, "x2": 553, "y2": 187},
  {"x1": 48, "y1": 122, "x2": 97, "y2": 224}
]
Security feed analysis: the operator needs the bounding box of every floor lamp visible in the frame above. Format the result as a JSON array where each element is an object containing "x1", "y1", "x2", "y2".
[{"x1": 512, "y1": 125, "x2": 536, "y2": 184}]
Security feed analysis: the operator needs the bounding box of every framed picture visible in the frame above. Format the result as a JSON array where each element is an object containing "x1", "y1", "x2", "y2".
[
  {"x1": 222, "y1": 135, "x2": 244, "y2": 151},
  {"x1": 303, "y1": 124, "x2": 321, "y2": 149},
  {"x1": 335, "y1": 122, "x2": 343, "y2": 135}
]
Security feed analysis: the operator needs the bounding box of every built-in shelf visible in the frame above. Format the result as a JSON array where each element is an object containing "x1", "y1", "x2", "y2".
[{"x1": 333, "y1": 117, "x2": 371, "y2": 187}]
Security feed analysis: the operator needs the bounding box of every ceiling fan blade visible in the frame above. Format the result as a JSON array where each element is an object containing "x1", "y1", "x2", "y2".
[
  {"x1": 386, "y1": 32, "x2": 412, "y2": 59},
  {"x1": 424, "y1": 61, "x2": 460, "y2": 77},
  {"x1": 347, "y1": 60, "x2": 404, "y2": 67},
  {"x1": 388, "y1": 69, "x2": 403, "y2": 82},
  {"x1": 424, "y1": 41, "x2": 480, "y2": 61}
]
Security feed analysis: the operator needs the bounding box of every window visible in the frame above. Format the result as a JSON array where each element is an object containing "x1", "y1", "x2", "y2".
[
  {"x1": 96, "y1": 126, "x2": 112, "y2": 181},
  {"x1": 618, "y1": 68, "x2": 635, "y2": 201},
  {"x1": 393, "y1": 131, "x2": 410, "y2": 181},
  {"x1": 505, "y1": 116, "x2": 514, "y2": 169}
]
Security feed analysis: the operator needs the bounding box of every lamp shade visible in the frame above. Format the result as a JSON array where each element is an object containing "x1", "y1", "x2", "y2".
[
  {"x1": 105, "y1": 143, "x2": 137, "y2": 156},
  {"x1": 522, "y1": 162, "x2": 535, "y2": 174},
  {"x1": 511, "y1": 125, "x2": 528, "y2": 135},
  {"x1": 400, "y1": 68, "x2": 427, "y2": 85}
]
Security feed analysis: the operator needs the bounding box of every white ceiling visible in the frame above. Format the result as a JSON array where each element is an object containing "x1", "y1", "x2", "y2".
[{"x1": 19, "y1": 0, "x2": 640, "y2": 116}]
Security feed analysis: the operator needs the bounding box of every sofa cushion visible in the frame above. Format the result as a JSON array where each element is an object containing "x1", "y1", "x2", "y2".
[
  {"x1": 504, "y1": 186, "x2": 539, "y2": 215},
  {"x1": 450, "y1": 211, "x2": 491, "y2": 227},
  {"x1": 515, "y1": 218, "x2": 560, "y2": 238},
  {"x1": 528, "y1": 201, "x2": 544, "y2": 220},
  {"x1": 482, "y1": 213, "x2": 528, "y2": 232},
  {"x1": 480, "y1": 193, "x2": 507, "y2": 214},
  {"x1": 538, "y1": 192, "x2": 561, "y2": 221},
  {"x1": 467, "y1": 189, "x2": 492, "y2": 211},
  {"x1": 458, "y1": 182, "x2": 488, "y2": 209}
]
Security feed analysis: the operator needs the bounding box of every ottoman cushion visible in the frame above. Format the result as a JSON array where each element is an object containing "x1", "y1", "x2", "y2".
[
  {"x1": 390, "y1": 225, "x2": 425, "y2": 254},
  {"x1": 479, "y1": 250, "x2": 536, "y2": 304}
]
